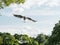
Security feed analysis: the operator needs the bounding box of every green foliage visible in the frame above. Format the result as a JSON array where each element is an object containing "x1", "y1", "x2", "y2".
[
  {"x1": 46, "y1": 21, "x2": 60, "y2": 45},
  {"x1": 14, "y1": 34, "x2": 20, "y2": 40},
  {"x1": 0, "y1": 33, "x2": 19, "y2": 45},
  {"x1": 36, "y1": 34, "x2": 49, "y2": 45},
  {"x1": 0, "y1": 0, "x2": 25, "y2": 8},
  {"x1": 0, "y1": 36, "x2": 3, "y2": 45},
  {"x1": 0, "y1": 32, "x2": 41, "y2": 45},
  {"x1": 32, "y1": 40, "x2": 39, "y2": 45}
]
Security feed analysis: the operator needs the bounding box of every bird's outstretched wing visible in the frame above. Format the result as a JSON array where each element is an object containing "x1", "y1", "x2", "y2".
[
  {"x1": 14, "y1": 14, "x2": 23, "y2": 18},
  {"x1": 27, "y1": 17, "x2": 37, "y2": 22}
]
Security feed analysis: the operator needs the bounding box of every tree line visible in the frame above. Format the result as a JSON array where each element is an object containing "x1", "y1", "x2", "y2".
[
  {"x1": 0, "y1": 32, "x2": 49, "y2": 45},
  {"x1": 0, "y1": 21, "x2": 60, "y2": 45}
]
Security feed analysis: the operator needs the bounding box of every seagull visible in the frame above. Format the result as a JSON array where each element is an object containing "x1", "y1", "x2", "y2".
[{"x1": 14, "y1": 14, "x2": 37, "y2": 22}]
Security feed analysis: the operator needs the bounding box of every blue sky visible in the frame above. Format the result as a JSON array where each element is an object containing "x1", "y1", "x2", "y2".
[{"x1": 0, "y1": 0, "x2": 60, "y2": 37}]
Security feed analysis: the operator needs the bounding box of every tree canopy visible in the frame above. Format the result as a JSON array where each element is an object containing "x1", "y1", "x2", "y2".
[
  {"x1": 46, "y1": 21, "x2": 60, "y2": 45},
  {"x1": 0, "y1": 32, "x2": 49, "y2": 45},
  {"x1": 0, "y1": 0, "x2": 25, "y2": 9}
]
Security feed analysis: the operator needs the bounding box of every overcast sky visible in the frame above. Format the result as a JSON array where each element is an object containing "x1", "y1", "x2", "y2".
[{"x1": 0, "y1": 0, "x2": 60, "y2": 37}]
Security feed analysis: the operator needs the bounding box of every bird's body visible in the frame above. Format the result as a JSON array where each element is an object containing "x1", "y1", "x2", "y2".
[{"x1": 14, "y1": 14, "x2": 37, "y2": 22}]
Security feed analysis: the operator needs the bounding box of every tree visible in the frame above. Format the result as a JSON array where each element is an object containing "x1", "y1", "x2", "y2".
[
  {"x1": 46, "y1": 21, "x2": 60, "y2": 45},
  {"x1": 1, "y1": 33, "x2": 19, "y2": 45},
  {"x1": 36, "y1": 34, "x2": 49, "y2": 45},
  {"x1": 0, "y1": 36, "x2": 3, "y2": 45},
  {"x1": 14, "y1": 34, "x2": 21, "y2": 40},
  {"x1": 0, "y1": 0, "x2": 25, "y2": 9},
  {"x1": 0, "y1": 32, "x2": 50, "y2": 45},
  {"x1": 33, "y1": 41, "x2": 39, "y2": 45}
]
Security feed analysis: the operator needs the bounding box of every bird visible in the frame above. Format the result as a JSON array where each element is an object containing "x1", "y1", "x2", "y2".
[{"x1": 14, "y1": 14, "x2": 37, "y2": 22}]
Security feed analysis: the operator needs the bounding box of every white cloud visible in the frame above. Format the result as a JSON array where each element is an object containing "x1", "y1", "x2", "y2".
[
  {"x1": 9, "y1": 0, "x2": 60, "y2": 15},
  {"x1": 0, "y1": 25, "x2": 52, "y2": 37},
  {"x1": 1, "y1": 0, "x2": 60, "y2": 16},
  {"x1": 46, "y1": 0, "x2": 60, "y2": 7},
  {"x1": 21, "y1": 0, "x2": 60, "y2": 8},
  {"x1": 22, "y1": 9, "x2": 60, "y2": 16},
  {"x1": 8, "y1": 3, "x2": 24, "y2": 14}
]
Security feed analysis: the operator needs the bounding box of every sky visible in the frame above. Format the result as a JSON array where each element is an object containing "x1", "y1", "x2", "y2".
[{"x1": 0, "y1": 0, "x2": 60, "y2": 37}]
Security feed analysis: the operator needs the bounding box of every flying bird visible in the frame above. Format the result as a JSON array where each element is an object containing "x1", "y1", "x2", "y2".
[{"x1": 14, "y1": 14, "x2": 37, "y2": 22}]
